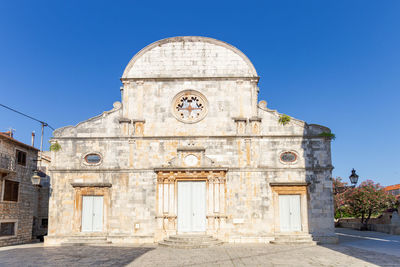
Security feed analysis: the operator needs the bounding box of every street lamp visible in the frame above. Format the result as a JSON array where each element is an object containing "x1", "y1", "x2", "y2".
[
  {"x1": 333, "y1": 168, "x2": 360, "y2": 194},
  {"x1": 0, "y1": 104, "x2": 54, "y2": 187},
  {"x1": 349, "y1": 168, "x2": 359, "y2": 187},
  {"x1": 31, "y1": 170, "x2": 41, "y2": 186}
]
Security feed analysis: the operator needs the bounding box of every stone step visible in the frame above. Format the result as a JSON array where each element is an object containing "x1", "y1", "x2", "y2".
[
  {"x1": 162, "y1": 239, "x2": 222, "y2": 245},
  {"x1": 274, "y1": 236, "x2": 314, "y2": 241},
  {"x1": 271, "y1": 233, "x2": 317, "y2": 245},
  {"x1": 159, "y1": 241, "x2": 223, "y2": 249},
  {"x1": 61, "y1": 235, "x2": 112, "y2": 246},
  {"x1": 270, "y1": 240, "x2": 317, "y2": 245},
  {"x1": 61, "y1": 241, "x2": 112, "y2": 246},
  {"x1": 159, "y1": 235, "x2": 223, "y2": 249},
  {"x1": 168, "y1": 235, "x2": 215, "y2": 242},
  {"x1": 67, "y1": 236, "x2": 108, "y2": 240}
]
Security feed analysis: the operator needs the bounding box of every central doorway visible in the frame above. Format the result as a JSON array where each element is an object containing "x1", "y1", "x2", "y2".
[{"x1": 177, "y1": 181, "x2": 206, "y2": 233}]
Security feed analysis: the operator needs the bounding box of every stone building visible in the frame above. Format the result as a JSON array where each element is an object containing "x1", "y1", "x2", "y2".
[
  {"x1": 0, "y1": 131, "x2": 50, "y2": 246},
  {"x1": 46, "y1": 36, "x2": 337, "y2": 246}
]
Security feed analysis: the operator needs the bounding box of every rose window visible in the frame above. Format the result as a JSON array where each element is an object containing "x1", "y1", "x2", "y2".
[{"x1": 172, "y1": 91, "x2": 208, "y2": 123}]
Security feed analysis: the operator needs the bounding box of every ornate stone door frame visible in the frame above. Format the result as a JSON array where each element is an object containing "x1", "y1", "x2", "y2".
[
  {"x1": 270, "y1": 182, "x2": 309, "y2": 234},
  {"x1": 71, "y1": 183, "x2": 111, "y2": 234},
  {"x1": 154, "y1": 168, "x2": 227, "y2": 241}
]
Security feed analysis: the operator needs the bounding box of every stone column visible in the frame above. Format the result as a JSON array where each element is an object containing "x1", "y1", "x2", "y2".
[{"x1": 250, "y1": 79, "x2": 259, "y2": 117}]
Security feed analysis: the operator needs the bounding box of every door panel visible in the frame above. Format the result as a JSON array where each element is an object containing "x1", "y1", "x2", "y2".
[
  {"x1": 279, "y1": 195, "x2": 291, "y2": 232},
  {"x1": 289, "y1": 195, "x2": 301, "y2": 231},
  {"x1": 192, "y1": 182, "x2": 206, "y2": 231},
  {"x1": 92, "y1": 196, "x2": 103, "y2": 231},
  {"x1": 178, "y1": 182, "x2": 192, "y2": 232},
  {"x1": 279, "y1": 194, "x2": 301, "y2": 232},
  {"x1": 82, "y1": 196, "x2": 94, "y2": 232}
]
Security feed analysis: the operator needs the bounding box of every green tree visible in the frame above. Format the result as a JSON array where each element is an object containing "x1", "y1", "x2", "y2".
[
  {"x1": 344, "y1": 180, "x2": 396, "y2": 230},
  {"x1": 332, "y1": 177, "x2": 349, "y2": 219}
]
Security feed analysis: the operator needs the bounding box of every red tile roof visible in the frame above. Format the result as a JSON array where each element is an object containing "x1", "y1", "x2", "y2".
[{"x1": 385, "y1": 184, "x2": 400, "y2": 191}]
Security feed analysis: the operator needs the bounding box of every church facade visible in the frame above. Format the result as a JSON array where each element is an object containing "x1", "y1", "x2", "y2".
[{"x1": 45, "y1": 36, "x2": 337, "y2": 245}]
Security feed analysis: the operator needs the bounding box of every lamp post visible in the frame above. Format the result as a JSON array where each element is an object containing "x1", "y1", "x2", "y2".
[
  {"x1": 31, "y1": 170, "x2": 41, "y2": 186},
  {"x1": 349, "y1": 168, "x2": 359, "y2": 188},
  {"x1": 334, "y1": 169, "x2": 359, "y2": 194},
  {"x1": 0, "y1": 104, "x2": 54, "y2": 187}
]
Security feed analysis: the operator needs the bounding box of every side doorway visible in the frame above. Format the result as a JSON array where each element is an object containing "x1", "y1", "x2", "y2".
[
  {"x1": 279, "y1": 194, "x2": 302, "y2": 232},
  {"x1": 81, "y1": 196, "x2": 103, "y2": 232}
]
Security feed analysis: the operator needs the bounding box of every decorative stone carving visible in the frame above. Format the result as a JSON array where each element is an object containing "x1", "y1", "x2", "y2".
[
  {"x1": 249, "y1": 117, "x2": 262, "y2": 134},
  {"x1": 233, "y1": 117, "x2": 247, "y2": 135},
  {"x1": 171, "y1": 90, "x2": 208, "y2": 123}
]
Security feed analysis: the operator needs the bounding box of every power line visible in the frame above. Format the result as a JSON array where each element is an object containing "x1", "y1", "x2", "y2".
[{"x1": 0, "y1": 103, "x2": 55, "y2": 130}]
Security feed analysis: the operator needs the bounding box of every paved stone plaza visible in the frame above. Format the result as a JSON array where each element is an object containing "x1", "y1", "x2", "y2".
[{"x1": 0, "y1": 229, "x2": 399, "y2": 266}]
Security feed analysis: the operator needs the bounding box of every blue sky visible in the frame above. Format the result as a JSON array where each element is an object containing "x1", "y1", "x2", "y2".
[{"x1": 0, "y1": 1, "x2": 399, "y2": 186}]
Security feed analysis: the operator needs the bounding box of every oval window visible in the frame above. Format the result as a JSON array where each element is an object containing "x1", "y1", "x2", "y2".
[
  {"x1": 280, "y1": 152, "x2": 297, "y2": 163},
  {"x1": 85, "y1": 154, "x2": 101, "y2": 164}
]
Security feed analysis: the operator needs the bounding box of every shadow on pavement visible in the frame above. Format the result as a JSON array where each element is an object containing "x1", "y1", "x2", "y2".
[
  {"x1": 320, "y1": 228, "x2": 400, "y2": 266},
  {"x1": 0, "y1": 246, "x2": 155, "y2": 267}
]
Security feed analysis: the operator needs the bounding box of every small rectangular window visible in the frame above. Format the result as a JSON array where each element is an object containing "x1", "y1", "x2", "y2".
[
  {"x1": 3, "y1": 180, "x2": 19, "y2": 202},
  {"x1": 16, "y1": 150, "x2": 26, "y2": 166},
  {"x1": 0, "y1": 222, "x2": 15, "y2": 236},
  {"x1": 41, "y1": 219, "x2": 48, "y2": 228}
]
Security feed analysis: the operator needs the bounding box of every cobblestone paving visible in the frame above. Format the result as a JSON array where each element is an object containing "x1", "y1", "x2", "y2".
[{"x1": 1, "y1": 242, "x2": 399, "y2": 267}]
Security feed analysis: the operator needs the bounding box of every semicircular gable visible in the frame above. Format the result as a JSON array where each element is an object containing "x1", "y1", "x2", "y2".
[{"x1": 122, "y1": 36, "x2": 258, "y2": 79}]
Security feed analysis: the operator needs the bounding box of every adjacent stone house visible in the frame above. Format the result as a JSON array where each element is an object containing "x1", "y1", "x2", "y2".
[
  {"x1": 0, "y1": 131, "x2": 49, "y2": 246},
  {"x1": 46, "y1": 36, "x2": 337, "y2": 245}
]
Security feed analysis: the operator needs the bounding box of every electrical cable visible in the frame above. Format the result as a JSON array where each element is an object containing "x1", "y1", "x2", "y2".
[{"x1": 0, "y1": 103, "x2": 55, "y2": 130}]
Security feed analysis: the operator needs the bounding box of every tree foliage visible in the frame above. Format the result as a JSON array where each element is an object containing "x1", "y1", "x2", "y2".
[
  {"x1": 332, "y1": 177, "x2": 351, "y2": 219},
  {"x1": 345, "y1": 180, "x2": 396, "y2": 229},
  {"x1": 333, "y1": 178, "x2": 397, "y2": 229}
]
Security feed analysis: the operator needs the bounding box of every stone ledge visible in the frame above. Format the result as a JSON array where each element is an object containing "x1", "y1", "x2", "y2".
[
  {"x1": 154, "y1": 167, "x2": 228, "y2": 172},
  {"x1": 269, "y1": 182, "x2": 310, "y2": 186},
  {"x1": 118, "y1": 118, "x2": 131, "y2": 123},
  {"x1": 232, "y1": 117, "x2": 247, "y2": 122},
  {"x1": 71, "y1": 183, "x2": 112, "y2": 188},
  {"x1": 249, "y1": 117, "x2": 262, "y2": 122},
  {"x1": 177, "y1": 146, "x2": 205, "y2": 152}
]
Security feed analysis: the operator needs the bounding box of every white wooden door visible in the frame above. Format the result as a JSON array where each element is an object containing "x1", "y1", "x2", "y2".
[
  {"x1": 178, "y1": 182, "x2": 206, "y2": 232},
  {"x1": 82, "y1": 196, "x2": 103, "y2": 232},
  {"x1": 279, "y1": 195, "x2": 301, "y2": 232}
]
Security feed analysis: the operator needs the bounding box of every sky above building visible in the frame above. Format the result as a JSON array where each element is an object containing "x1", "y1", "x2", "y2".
[{"x1": 0, "y1": 1, "x2": 399, "y2": 186}]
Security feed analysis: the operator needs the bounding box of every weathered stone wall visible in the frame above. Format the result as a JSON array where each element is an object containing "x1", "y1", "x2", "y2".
[
  {"x1": 48, "y1": 133, "x2": 334, "y2": 243},
  {"x1": 47, "y1": 36, "x2": 336, "y2": 245},
  {"x1": 0, "y1": 137, "x2": 39, "y2": 246}
]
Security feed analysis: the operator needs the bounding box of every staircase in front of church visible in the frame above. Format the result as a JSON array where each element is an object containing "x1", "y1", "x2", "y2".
[
  {"x1": 159, "y1": 235, "x2": 223, "y2": 249},
  {"x1": 61, "y1": 235, "x2": 112, "y2": 246},
  {"x1": 270, "y1": 233, "x2": 317, "y2": 245}
]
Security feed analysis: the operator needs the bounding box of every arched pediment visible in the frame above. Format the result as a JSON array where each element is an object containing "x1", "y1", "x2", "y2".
[{"x1": 122, "y1": 36, "x2": 258, "y2": 79}]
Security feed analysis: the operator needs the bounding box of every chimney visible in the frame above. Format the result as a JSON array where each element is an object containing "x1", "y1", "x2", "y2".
[{"x1": 31, "y1": 131, "x2": 35, "y2": 147}]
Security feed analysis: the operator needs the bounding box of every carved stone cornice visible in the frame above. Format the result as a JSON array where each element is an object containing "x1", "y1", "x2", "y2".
[
  {"x1": 71, "y1": 183, "x2": 112, "y2": 188},
  {"x1": 232, "y1": 117, "x2": 247, "y2": 122},
  {"x1": 269, "y1": 182, "x2": 310, "y2": 187},
  {"x1": 118, "y1": 118, "x2": 131, "y2": 124}
]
